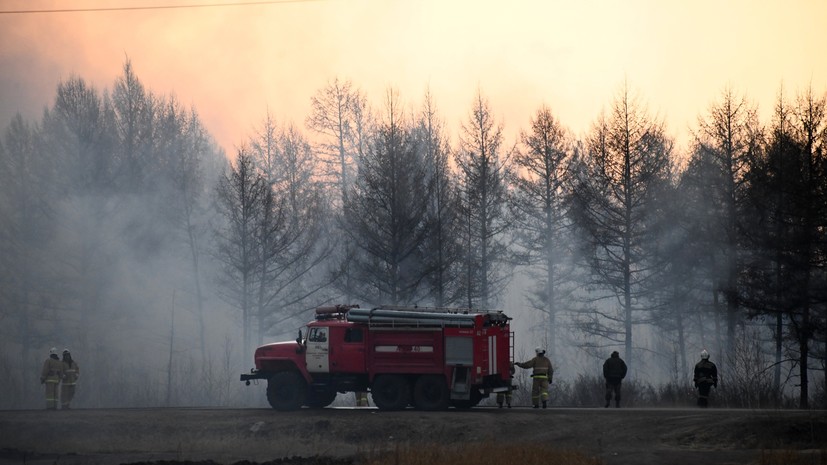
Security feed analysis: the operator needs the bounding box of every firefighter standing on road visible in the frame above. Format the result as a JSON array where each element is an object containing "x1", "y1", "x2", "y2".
[
  {"x1": 61, "y1": 349, "x2": 80, "y2": 409},
  {"x1": 495, "y1": 389, "x2": 512, "y2": 408},
  {"x1": 496, "y1": 363, "x2": 516, "y2": 408},
  {"x1": 515, "y1": 347, "x2": 553, "y2": 409},
  {"x1": 693, "y1": 349, "x2": 718, "y2": 408},
  {"x1": 603, "y1": 351, "x2": 628, "y2": 408},
  {"x1": 40, "y1": 348, "x2": 63, "y2": 410}
]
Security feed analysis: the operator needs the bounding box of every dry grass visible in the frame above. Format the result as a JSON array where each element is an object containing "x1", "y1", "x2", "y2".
[
  {"x1": 758, "y1": 449, "x2": 827, "y2": 465},
  {"x1": 359, "y1": 442, "x2": 603, "y2": 465}
]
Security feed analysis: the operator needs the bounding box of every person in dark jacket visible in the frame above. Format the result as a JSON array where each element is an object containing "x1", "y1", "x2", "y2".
[
  {"x1": 40, "y1": 347, "x2": 63, "y2": 410},
  {"x1": 603, "y1": 351, "x2": 628, "y2": 408},
  {"x1": 693, "y1": 349, "x2": 718, "y2": 407}
]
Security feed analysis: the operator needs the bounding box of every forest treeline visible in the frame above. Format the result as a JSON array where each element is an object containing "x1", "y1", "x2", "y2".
[{"x1": 0, "y1": 60, "x2": 824, "y2": 409}]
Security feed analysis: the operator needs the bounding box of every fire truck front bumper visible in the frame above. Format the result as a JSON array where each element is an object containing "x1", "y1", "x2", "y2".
[{"x1": 240, "y1": 369, "x2": 268, "y2": 385}]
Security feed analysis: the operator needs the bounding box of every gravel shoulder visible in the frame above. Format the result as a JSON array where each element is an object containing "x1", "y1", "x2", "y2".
[{"x1": 1, "y1": 407, "x2": 825, "y2": 465}]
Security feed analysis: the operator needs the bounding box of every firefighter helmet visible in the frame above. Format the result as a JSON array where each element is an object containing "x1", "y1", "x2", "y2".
[
  {"x1": 700, "y1": 349, "x2": 709, "y2": 360},
  {"x1": 49, "y1": 347, "x2": 57, "y2": 355},
  {"x1": 63, "y1": 348, "x2": 71, "y2": 355},
  {"x1": 535, "y1": 346, "x2": 545, "y2": 355}
]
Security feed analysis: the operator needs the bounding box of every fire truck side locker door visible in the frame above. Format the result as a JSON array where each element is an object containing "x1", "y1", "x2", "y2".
[{"x1": 445, "y1": 336, "x2": 473, "y2": 399}]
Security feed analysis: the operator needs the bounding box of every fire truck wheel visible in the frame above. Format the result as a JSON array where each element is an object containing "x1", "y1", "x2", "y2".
[
  {"x1": 371, "y1": 375, "x2": 410, "y2": 410},
  {"x1": 413, "y1": 375, "x2": 449, "y2": 411},
  {"x1": 305, "y1": 389, "x2": 337, "y2": 409},
  {"x1": 266, "y1": 372, "x2": 307, "y2": 411}
]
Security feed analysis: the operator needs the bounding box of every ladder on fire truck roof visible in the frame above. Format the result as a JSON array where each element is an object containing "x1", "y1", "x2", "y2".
[
  {"x1": 347, "y1": 306, "x2": 478, "y2": 328},
  {"x1": 314, "y1": 304, "x2": 510, "y2": 328}
]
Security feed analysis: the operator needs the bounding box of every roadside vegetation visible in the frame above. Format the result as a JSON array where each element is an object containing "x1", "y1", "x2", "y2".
[
  {"x1": 360, "y1": 443, "x2": 603, "y2": 465},
  {"x1": 758, "y1": 449, "x2": 827, "y2": 465}
]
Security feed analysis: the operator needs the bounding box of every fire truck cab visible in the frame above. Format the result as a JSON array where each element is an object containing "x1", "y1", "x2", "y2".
[{"x1": 241, "y1": 305, "x2": 514, "y2": 411}]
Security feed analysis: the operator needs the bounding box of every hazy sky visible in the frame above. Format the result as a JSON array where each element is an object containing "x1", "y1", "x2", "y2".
[{"x1": 1, "y1": 0, "x2": 826, "y2": 155}]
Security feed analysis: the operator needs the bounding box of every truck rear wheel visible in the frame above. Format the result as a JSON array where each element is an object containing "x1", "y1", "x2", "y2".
[
  {"x1": 413, "y1": 375, "x2": 449, "y2": 411},
  {"x1": 266, "y1": 372, "x2": 306, "y2": 411},
  {"x1": 371, "y1": 375, "x2": 409, "y2": 410}
]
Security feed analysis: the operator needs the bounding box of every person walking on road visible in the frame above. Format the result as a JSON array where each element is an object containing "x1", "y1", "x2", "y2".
[
  {"x1": 603, "y1": 351, "x2": 628, "y2": 408},
  {"x1": 515, "y1": 347, "x2": 553, "y2": 409},
  {"x1": 60, "y1": 349, "x2": 80, "y2": 409},
  {"x1": 693, "y1": 349, "x2": 718, "y2": 408},
  {"x1": 40, "y1": 348, "x2": 63, "y2": 410}
]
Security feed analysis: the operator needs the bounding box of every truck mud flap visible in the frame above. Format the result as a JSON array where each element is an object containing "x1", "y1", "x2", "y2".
[{"x1": 450, "y1": 366, "x2": 471, "y2": 400}]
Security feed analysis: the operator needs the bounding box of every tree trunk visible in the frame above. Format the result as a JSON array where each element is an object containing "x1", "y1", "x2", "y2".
[
  {"x1": 676, "y1": 306, "x2": 687, "y2": 381},
  {"x1": 546, "y1": 248, "x2": 556, "y2": 357},
  {"x1": 186, "y1": 219, "x2": 207, "y2": 357},
  {"x1": 166, "y1": 291, "x2": 176, "y2": 407},
  {"x1": 774, "y1": 312, "x2": 782, "y2": 403},
  {"x1": 799, "y1": 324, "x2": 809, "y2": 409}
]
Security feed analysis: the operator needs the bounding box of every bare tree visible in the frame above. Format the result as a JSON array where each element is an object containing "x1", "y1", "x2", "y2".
[
  {"x1": 341, "y1": 89, "x2": 431, "y2": 305},
  {"x1": 234, "y1": 113, "x2": 336, "y2": 345},
  {"x1": 249, "y1": 109, "x2": 280, "y2": 184},
  {"x1": 0, "y1": 114, "x2": 57, "y2": 402},
  {"x1": 306, "y1": 78, "x2": 371, "y2": 205},
  {"x1": 510, "y1": 105, "x2": 578, "y2": 357},
  {"x1": 214, "y1": 150, "x2": 268, "y2": 360},
  {"x1": 766, "y1": 88, "x2": 792, "y2": 397},
  {"x1": 43, "y1": 76, "x2": 114, "y2": 194},
  {"x1": 649, "y1": 165, "x2": 717, "y2": 382},
  {"x1": 570, "y1": 82, "x2": 673, "y2": 371},
  {"x1": 786, "y1": 86, "x2": 827, "y2": 409},
  {"x1": 255, "y1": 122, "x2": 334, "y2": 341},
  {"x1": 39, "y1": 76, "x2": 123, "y2": 358},
  {"x1": 112, "y1": 58, "x2": 154, "y2": 192},
  {"x1": 0, "y1": 66, "x2": 236, "y2": 408},
  {"x1": 743, "y1": 85, "x2": 827, "y2": 408},
  {"x1": 416, "y1": 90, "x2": 463, "y2": 307},
  {"x1": 691, "y1": 86, "x2": 762, "y2": 366},
  {"x1": 455, "y1": 90, "x2": 512, "y2": 309},
  {"x1": 164, "y1": 106, "x2": 223, "y2": 357}
]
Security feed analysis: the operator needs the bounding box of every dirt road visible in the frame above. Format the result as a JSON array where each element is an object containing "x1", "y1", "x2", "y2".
[{"x1": 1, "y1": 407, "x2": 825, "y2": 465}]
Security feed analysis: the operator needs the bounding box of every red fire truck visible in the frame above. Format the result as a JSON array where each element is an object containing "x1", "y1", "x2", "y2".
[{"x1": 240, "y1": 304, "x2": 514, "y2": 411}]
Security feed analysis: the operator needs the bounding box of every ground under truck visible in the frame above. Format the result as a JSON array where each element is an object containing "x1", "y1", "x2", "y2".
[{"x1": 240, "y1": 304, "x2": 514, "y2": 411}]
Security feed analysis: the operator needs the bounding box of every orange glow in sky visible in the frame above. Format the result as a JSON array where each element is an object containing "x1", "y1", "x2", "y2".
[{"x1": 1, "y1": 0, "x2": 826, "y2": 156}]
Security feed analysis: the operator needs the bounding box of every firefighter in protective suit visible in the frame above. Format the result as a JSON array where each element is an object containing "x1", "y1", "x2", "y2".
[
  {"x1": 496, "y1": 363, "x2": 516, "y2": 408},
  {"x1": 515, "y1": 347, "x2": 553, "y2": 408},
  {"x1": 693, "y1": 349, "x2": 718, "y2": 407},
  {"x1": 40, "y1": 348, "x2": 63, "y2": 410},
  {"x1": 61, "y1": 349, "x2": 80, "y2": 409}
]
